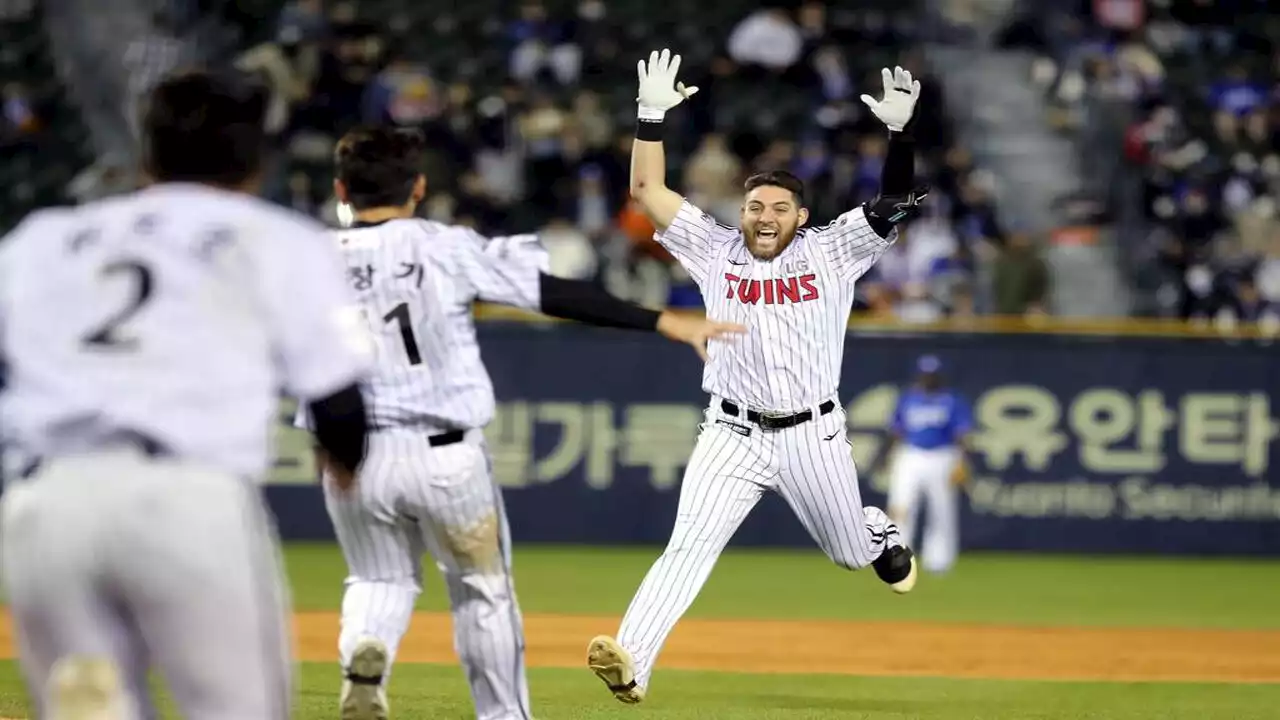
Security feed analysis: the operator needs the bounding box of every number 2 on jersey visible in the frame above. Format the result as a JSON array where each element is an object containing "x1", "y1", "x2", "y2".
[
  {"x1": 383, "y1": 302, "x2": 422, "y2": 365},
  {"x1": 82, "y1": 260, "x2": 154, "y2": 350}
]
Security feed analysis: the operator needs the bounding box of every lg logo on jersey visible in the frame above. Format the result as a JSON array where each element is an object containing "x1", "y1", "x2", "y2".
[{"x1": 724, "y1": 273, "x2": 820, "y2": 305}]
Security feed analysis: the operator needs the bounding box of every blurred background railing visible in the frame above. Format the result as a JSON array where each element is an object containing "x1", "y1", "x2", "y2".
[{"x1": 1, "y1": 0, "x2": 1278, "y2": 330}]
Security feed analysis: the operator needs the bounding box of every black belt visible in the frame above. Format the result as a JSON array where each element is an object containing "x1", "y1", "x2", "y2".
[
  {"x1": 18, "y1": 431, "x2": 170, "y2": 480},
  {"x1": 428, "y1": 430, "x2": 465, "y2": 447},
  {"x1": 720, "y1": 399, "x2": 836, "y2": 430}
]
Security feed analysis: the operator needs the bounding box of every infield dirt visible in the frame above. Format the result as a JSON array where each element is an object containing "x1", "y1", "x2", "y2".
[
  {"x1": 287, "y1": 612, "x2": 1280, "y2": 684},
  {"x1": 0, "y1": 611, "x2": 1275, "y2": 683}
]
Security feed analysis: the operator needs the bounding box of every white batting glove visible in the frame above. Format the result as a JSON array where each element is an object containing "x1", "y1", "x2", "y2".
[
  {"x1": 637, "y1": 48, "x2": 699, "y2": 121},
  {"x1": 860, "y1": 66, "x2": 921, "y2": 133}
]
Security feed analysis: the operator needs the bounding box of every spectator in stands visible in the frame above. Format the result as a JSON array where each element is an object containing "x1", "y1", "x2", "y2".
[
  {"x1": 517, "y1": 92, "x2": 571, "y2": 222},
  {"x1": 569, "y1": 163, "x2": 612, "y2": 242},
  {"x1": 310, "y1": 7, "x2": 383, "y2": 131},
  {"x1": 1, "y1": 83, "x2": 37, "y2": 143},
  {"x1": 683, "y1": 133, "x2": 743, "y2": 225},
  {"x1": 571, "y1": 91, "x2": 613, "y2": 151},
  {"x1": 287, "y1": 171, "x2": 316, "y2": 216},
  {"x1": 123, "y1": 10, "x2": 186, "y2": 139},
  {"x1": 992, "y1": 230, "x2": 1050, "y2": 316},
  {"x1": 277, "y1": 0, "x2": 327, "y2": 43},
  {"x1": 810, "y1": 45, "x2": 853, "y2": 106},
  {"x1": 1209, "y1": 64, "x2": 1268, "y2": 118},
  {"x1": 1256, "y1": 230, "x2": 1280, "y2": 302},
  {"x1": 1220, "y1": 276, "x2": 1279, "y2": 324},
  {"x1": 949, "y1": 281, "x2": 977, "y2": 319},
  {"x1": 508, "y1": 0, "x2": 580, "y2": 86},
  {"x1": 540, "y1": 217, "x2": 597, "y2": 280},
  {"x1": 791, "y1": 136, "x2": 831, "y2": 186},
  {"x1": 865, "y1": 219, "x2": 960, "y2": 323},
  {"x1": 727, "y1": 5, "x2": 803, "y2": 75},
  {"x1": 951, "y1": 170, "x2": 1004, "y2": 253},
  {"x1": 454, "y1": 170, "x2": 503, "y2": 231},
  {"x1": 797, "y1": 0, "x2": 828, "y2": 49},
  {"x1": 851, "y1": 134, "x2": 886, "y2": 205},
  {"x1": 568, "y1": 0, "x2": 611, "y2": 62},
  {"x1": 361, "y1": 52, "x2": 440, "y2": 128}
]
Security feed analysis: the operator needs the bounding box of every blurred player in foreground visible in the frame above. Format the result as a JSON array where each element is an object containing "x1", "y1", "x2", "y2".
[
  {"x1": 871, "y1": 355, "x2": 973, "y2": 574},
  {"x1": 586, "y1": 50, "x2": 930, "y2": 704},
  {"x1": 0, "y1": 71, "x2": 373, "y2": 719},
  {"x1": 298, "y1": 126, "x2": 741, "y2": 720}
]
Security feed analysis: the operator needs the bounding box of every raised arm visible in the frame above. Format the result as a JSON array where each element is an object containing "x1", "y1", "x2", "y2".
[
  {"x1": 817, "y1": 66, "x2": 931, "y2": 281},
  {"x1": 632, "y1": 48, "x2": 699, "y2": 232}
]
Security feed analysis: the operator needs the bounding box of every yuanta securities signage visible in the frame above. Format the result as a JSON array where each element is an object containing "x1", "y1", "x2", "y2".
[{"x1": 266, "y1": 325, "x2": 1280, "y2": 554}]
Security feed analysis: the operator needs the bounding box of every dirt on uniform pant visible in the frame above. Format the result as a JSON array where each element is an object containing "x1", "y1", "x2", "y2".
[{"x1": 290, "y1": 612, "x2": 1280, "y2": 683}]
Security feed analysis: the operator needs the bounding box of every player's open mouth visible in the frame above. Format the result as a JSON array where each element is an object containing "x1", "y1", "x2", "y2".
[{"x1": 757, "y1": 227, "x2": 778, "y2": 240}]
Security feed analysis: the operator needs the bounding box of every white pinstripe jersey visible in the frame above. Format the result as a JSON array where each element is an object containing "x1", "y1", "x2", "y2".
[
  {"x1": 0, "y1": 183, "x2": 372, "y2": 479},
  {"x1": 658, "y1": 199, "x2": 893, "y2": 412},
  {"x1": 296, "y1": 218, "x2": 546, "y2": 433}
]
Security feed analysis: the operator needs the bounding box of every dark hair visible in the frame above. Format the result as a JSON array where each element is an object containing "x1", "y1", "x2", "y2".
[
  {"x1": 334, "y1": 126, "x2": 426, "y2": 209},
  {"x1": 743, "y1": 170, "x2": 805, "y2": 206},
  {"x1": 142, "y1": 70, "x2": 269, "y2": 187}
]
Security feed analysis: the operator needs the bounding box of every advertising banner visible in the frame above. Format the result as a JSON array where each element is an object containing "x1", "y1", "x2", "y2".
[{"x1": 267, "y1": 325, "x2": 1280, "y2": 554}]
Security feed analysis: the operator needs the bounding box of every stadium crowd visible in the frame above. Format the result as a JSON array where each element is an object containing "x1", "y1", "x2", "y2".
[
  {"x1": 1008, "y1": 0, "x2": 1280, "y2": 324},
  {"x1": 11, "y1": 1, "x2": 1280, "y2": 325},
  {"x1": 217, "y1": 0, "x2": 1029, "y2": 320}
]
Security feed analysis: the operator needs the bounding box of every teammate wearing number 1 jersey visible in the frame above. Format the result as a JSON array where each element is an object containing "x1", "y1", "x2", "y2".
[
  {"x1": 585, "y1": 51, "x2": 933, "y2": 705},
  {"x1": 297, "y1": 126, "x2": 741, "y2": 720}
]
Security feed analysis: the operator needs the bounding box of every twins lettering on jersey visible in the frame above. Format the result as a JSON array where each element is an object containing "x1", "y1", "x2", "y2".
[
  {"x1": 723, "y1": 273, "x2": 820, "y2": 305},
  {"x1": 723, "y1": 256, "x2": 821, "y2": 305}
]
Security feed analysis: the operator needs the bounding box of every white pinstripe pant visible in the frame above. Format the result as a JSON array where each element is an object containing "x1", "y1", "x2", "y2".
[
  {"x1": 324, "y1": 428, "x2": 531, "y2": 720},
  {"x1": 616, "y1": 399, "x2": 897, "y2": 690}
]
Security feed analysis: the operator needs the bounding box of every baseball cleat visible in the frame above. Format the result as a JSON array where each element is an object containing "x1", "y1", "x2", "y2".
[
  {"x1": 587, "y1": 635, "x2": 645, "y2": 704},
  {"x1": 873, "y1": 545, "x2": 918, "y2": 594},
  {"x1": 341, "y1": 637, "x2": 390, "y2": 720},
  {"x1": 46, "y1": 656, "x2": 127, "y2": 720}
]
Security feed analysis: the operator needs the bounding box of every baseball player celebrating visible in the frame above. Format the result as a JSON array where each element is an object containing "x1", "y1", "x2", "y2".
[
  {"x1": 585, "y1": 50, "x2": 930, "y2": 704},
  {"x1": 872, "y1": 355, "x2": 973, "y2": 574},
  {"x1": 298, "y1": 126, "x2": 741, "y2": 720},
  {"x1": 0, "y1": 71, "x2": 372, "y2": 720}
]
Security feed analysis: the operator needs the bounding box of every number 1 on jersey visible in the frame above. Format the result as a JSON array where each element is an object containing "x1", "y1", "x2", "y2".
[{"x1": 383, "y1": 302, "x2": 422, "y2": 365}]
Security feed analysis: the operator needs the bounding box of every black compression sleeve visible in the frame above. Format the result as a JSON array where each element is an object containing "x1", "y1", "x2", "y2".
[
  {"x1": 882, "y1": 130, "x2": 915, "y2": 196},
  {"x1": 308, "y1": 382, "x2": 369, "y2": 475},
  {"x1": 538, "y1": 273, "x2": 662, "y2": 330}
]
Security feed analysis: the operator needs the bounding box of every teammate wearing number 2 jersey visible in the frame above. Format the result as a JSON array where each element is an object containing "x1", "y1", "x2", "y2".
[
  {"x1": 0, "y1": 71, "x2": 372, "y2": 720},
  {"x1": 297, "y1": 126, "x2": 741, "y2": 720},
  {"x1": 585, "y1": 51, "x2": 932, "y2": 705}
]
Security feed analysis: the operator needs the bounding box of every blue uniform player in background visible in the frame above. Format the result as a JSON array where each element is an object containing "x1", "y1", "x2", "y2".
[{"x1": 871, "y1": 355, "x2": 973, "y2": 574}]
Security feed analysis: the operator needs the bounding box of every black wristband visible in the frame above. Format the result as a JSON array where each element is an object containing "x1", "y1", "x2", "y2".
[
  {"x1": 635, "y1": 118, "x2": 664, "y2": 142},
  {"x1": 882, "y1": 131, "x2": 915, "y2": 196}
]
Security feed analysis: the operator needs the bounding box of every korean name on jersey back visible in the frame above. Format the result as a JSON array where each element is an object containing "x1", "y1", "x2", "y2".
[{"x1": 0, "y1": 184, "x2": 371, "y2": 479}]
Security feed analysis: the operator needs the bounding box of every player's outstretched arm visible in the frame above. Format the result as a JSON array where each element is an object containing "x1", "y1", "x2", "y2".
[
  {"x1": 860, "y1": 66, "x2": 929, "y2": 238},
  {"x1": 539, "y1": 274, "x2": 743, "y2": 361},
  {"x1": 632, "y1": 48, "x2": 699, "y2": 231},
  {"x1": 815, "y1": 66, "x2": 929, "y2": 281}
]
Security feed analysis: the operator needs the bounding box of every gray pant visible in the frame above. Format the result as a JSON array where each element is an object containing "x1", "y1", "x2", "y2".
[{"x1": 0, "y1": 448, "x2": 292, "y2": 719}]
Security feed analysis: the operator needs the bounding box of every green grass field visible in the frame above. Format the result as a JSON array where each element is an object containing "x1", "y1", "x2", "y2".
[{"x1": 2, "y1": 543, "x2": 1279, "y2": 719}]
